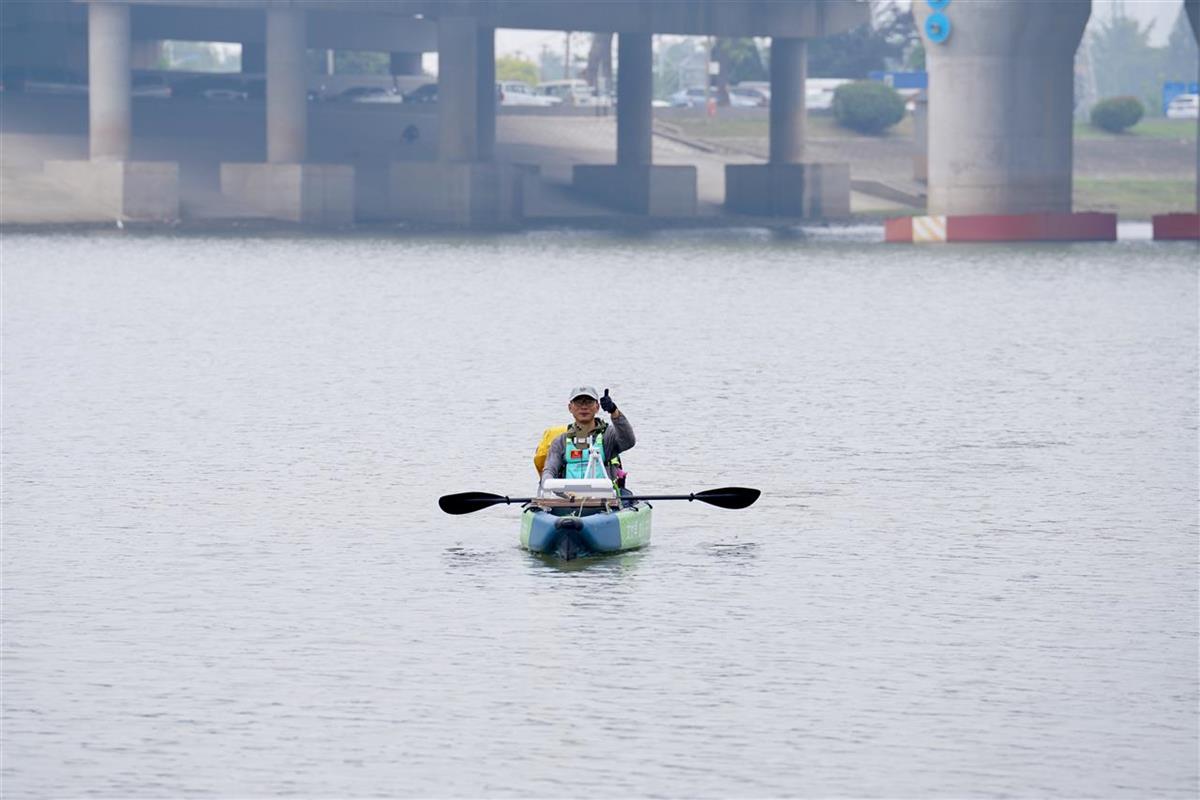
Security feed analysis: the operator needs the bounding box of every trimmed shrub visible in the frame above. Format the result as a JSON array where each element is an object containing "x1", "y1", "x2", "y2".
[
  {"x1": 1090, "y1": 96, "x2": 1144, "y2": 133},
  {"x1": 832, "y1": 81, "x2": 906, "y2": 135}
]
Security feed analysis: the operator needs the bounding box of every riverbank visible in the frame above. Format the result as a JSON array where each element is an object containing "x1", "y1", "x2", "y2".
[{"x1": 1, "y1": 96, "x2": 1194, "y2": 226}]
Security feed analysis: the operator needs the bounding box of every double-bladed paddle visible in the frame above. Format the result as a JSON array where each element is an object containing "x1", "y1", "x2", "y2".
[{"x1": 438, "y1": 487, "x2": 761, "y2": 515}]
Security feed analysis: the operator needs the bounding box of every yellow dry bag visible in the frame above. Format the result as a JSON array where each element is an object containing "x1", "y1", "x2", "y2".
[{"x1": 533, "y1": 425, "x2": 569, "y2": 474}]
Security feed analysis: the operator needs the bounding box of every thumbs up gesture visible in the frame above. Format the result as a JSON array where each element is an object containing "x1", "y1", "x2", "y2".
[{"x1": 600, "y1": 389, "x2": 618, "y2": 414}]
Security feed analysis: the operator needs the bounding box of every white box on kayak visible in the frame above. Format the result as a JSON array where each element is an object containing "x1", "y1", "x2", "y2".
[{"x1": 541, "y1": 478, "x2": 615, "y2": 498}]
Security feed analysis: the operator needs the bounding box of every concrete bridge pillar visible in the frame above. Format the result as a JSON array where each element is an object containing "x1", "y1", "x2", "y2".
[
  {"x1": 769, "y1": 37, "x2": 806, "y2": 164},
  {"x1": 724, "y1": 36, "x2": 849, "y2": 218},
  {"x1": 220, "y1": 6, "x2": 354, "y2": 224},
  {"x1": 616, "y1": 33, "x2": 652, "y2": 166},
  {"x1": 390, "y1": 52, "x2": 423, "y2": 77},
  {"x1": 390, "y1": 18, "x2": 532, "y2": 225},
  {"x1": 573, "y1": 31, "x2": 697, "y2": 216},
  {"x1": 1191, "y1": 0, "x2": 1199, "y2": 213},
  {"x1": 437, "y1": 17, "x2": 495, "y2": 162},
  {"x1": 1152, "y1": 0, "x2": 1200, "y2": 239},
  {"x1": 88, "y1": 1, "x2": 132, "y2": 161},
  {"x1": 42, "y1": 1, "x2": 178, "y2": 221},
  {"x1": 915, "y1": 1, "x2": 1089, "y2": 216},
  {"x1": 266, "y1": 7, "x2": 307, "y2": 164}
]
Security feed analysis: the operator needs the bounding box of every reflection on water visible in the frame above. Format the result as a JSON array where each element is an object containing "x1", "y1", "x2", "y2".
[{"x1": 2, "y1": 230, "x2": 1197, "y2": 798}]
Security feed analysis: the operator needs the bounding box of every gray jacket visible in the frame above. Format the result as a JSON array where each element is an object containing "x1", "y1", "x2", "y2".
[{"x1": 540, "y1": 413, "x2": 635, "y2": 484}]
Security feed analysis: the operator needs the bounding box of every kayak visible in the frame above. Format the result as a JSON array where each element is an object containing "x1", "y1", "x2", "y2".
[{"x1": 520, "y1": 502, "x2": 652, "y2": 560}]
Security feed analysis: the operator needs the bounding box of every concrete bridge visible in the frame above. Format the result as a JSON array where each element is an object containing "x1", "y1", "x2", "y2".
[{"x1": 2, "y1": 0, "x2": 1198, "y2": 231}]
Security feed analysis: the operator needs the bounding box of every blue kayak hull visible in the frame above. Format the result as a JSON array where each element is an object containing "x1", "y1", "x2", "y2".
[{"x1": 520, "y1": 504, "x2": 652, "y2": 560}]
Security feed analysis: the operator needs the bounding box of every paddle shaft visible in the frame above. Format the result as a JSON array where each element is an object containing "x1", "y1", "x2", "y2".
[{"x1": 438, "y1": 486, "x2": 759, "y2": 515}]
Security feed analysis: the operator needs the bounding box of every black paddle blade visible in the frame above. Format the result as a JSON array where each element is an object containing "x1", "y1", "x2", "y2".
[
  {"x1": 438, "y1": 491, "x2": 508, "y2": 515},
  {"x1": 693, "y1": 487, "x2": 761, "y2": 510}
]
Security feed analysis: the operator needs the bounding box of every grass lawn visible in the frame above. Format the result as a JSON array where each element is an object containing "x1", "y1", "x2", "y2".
[
  {"x1": 667, "y1": 114, "x2": 1194, "y2": 143},
  {"x1": 1074, "y1": 118, "x2": 1198, "y2": 140},
  {"x1": 1074, "y1": 178, "x2": 1197, "y2": 219},
  {"x1": 665, "y1": 113, "x2": 914, "y2": 141}
]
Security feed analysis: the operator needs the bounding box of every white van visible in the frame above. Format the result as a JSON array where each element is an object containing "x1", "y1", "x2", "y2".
[
  {"x1": 498, "y1": 80, "x2": 560, "y2": 106},
  {"x1": 537, "y1": 79, "x2": 611, "y2": 107}
]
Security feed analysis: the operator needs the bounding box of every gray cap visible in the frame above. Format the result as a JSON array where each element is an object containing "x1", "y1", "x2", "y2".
[{"x1": 568, "y1": 385, "x2": 600, "y2": 402}]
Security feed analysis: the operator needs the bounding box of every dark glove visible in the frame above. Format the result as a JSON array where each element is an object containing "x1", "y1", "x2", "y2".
[{"x1": 600, "y1": 388, "x2": 617, "y2": 413}]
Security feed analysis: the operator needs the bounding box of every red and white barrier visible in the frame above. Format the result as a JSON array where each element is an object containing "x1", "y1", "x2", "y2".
[
  {"x1": 1151, "y1": 214, "x2": 1200, "y2": 241},
  {"x1": 886, "y1": 212, "x2": 1117, "y2": 243}
]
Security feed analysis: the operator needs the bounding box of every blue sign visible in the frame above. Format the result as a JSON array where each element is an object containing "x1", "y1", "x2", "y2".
[
  {"x1": 869, "y1": 71, "x2": 929, "y2": 90},
  {"x1": 925, "y1": 11, "x2": 951, "y2": 44},
  {"x1": 927, "y1": 0, "x2": 951, "y2": 9},
  {"x1": 1162, "y1": 81, "x2": 1199, "y2": 115}
]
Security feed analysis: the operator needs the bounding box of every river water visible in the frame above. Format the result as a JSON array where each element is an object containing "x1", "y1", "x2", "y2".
[{"x1": 3, "y1": 227, "x2": 1197, "y2": 798}]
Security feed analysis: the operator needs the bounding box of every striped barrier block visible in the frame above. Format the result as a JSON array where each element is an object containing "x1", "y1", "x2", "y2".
[{"x1": 886, "y1": 212, "x2": 1117, "y2": 243}]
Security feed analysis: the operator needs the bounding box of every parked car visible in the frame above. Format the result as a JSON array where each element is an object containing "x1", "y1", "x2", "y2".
[
  {"x1": 132, "y1": 74, "x2": 172, "y2": 98},
  {"x1": 729, "y1": 87, "x2": 766, "y2": 107},
  {"x1": 173, "y1": 75, "x2": 245, "y2": 100},
  {"x1": 403, "y1": 83, "x2": 438, "y2": 104},
  {"x1": 1166, "y1": 93, "x2": 1199, "y2": 120},
  {"x1": 336, "y1": 86, "x2": 399, "y2": 103},
  {"x1": 736, "y1": 81, "x2": 771, "y2": 102},
  {"x1": 202, "y1": 87, "x2": 248, "y2": 101},
  {"x1": 537, "y1": 79, "x2": 611, "y2": 107},
  {"x1": 669, "y1": 87, "x2": 709, "y2": 108},
  {"x1": 498, "y1": 80, "x2": 560, "y2": 106}
]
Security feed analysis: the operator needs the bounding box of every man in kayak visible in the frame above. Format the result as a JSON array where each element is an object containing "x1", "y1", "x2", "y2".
[{"x1": 540, "y1": 385, "x2": 635, "y2": 492}]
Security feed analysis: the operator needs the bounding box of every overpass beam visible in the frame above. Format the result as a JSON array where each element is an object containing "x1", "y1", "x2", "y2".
[
  {"x1": 88, "y1": 1, "x2": 132, "y2": 161},
  {"x1": 616, "y1": 33, "x2": 652, "y2": 166},
  {"x1": 267, "y1": 7, "x2": 307, "y2": 164}
]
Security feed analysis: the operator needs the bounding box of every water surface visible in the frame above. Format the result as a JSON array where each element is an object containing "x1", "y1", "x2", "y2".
[{"x1": 3, "y1": 228, "x2": 1197, "y2": 797}]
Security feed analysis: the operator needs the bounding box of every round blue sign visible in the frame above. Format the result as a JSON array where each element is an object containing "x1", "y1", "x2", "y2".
[{"x1": 925, "y1": 11, "x2": 951, "y2": 44}]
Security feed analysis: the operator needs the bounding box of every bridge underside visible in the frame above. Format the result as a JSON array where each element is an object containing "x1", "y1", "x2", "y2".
[{"x1": 3, "y1": 0, "x2": 866, "y2": 225}]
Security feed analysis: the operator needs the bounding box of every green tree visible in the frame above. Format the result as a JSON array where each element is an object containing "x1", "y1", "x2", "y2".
[
  {"x1": 1089, "y1": 13, "x2": 1163, "y2": 115},
  {"x1": 496, "y1": 55, "x2": 539, "y2": 86},
  {"x1": 654, "y1": 37, "x2": 705, "y2": 99},
  {"x1": 808, "y1": 5, "x2": 919, "y2": 78},
  {"x1": 1162, "y1": 7, "x2": 1200, "y2": 84},
  {"x1": 585, "y1": 33, "x2": 613, "y2": 90},
  {"x1": 713, "y1": 38, "x2": 766, "y2": 84}
]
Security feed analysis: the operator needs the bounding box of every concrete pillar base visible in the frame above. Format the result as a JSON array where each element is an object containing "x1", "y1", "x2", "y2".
[
  {"x1": 390, "y1": 162, "x2": 537, "y2": 226},
  {"x1": 1151, "y1": 213, "x2": 1200, "y2": 241},
  {"x1": 44, "y1": 160, "x2": 179, "y2": 221},
  {"x1": 724, "y1": 163, "x2": 850, "y2": 219},
  {"x1": 220, "y1": 163, "x2": 354, "y2": 225},
  {"x1": 572, "y1": 165, "x2": 697, "y2": 216}
]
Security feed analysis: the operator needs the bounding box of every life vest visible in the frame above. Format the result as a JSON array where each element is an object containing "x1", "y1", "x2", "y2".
[
  {"x1": 533, "y1": 422, "x2": 624, "y2": 487},
  {"x1": 564, "y1": 432, "x2": 607, "y2": 480}
]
